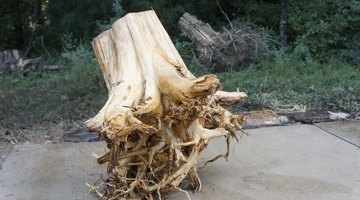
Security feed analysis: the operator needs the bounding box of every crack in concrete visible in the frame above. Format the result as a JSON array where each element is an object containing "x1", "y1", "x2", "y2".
[{"x1": 314, "y1": 124, "x2": 360, "y2": 149}]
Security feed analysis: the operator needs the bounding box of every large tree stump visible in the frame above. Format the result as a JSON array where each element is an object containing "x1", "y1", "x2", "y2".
[{"x1": 86, "y1": 10, "x2": 247, "y2": 199}]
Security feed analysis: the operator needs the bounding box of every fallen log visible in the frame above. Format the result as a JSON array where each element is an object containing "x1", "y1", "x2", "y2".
[
  {"x1": 178, "y1": 12, "x2": 271, "y2": 71},
  {"x1": 0, "y1": 50, "x2": 60, "y2": 75},
  {"x1": 177, "y1": 13, "x2": 218, "y2": 47},
  {"x1": 0, "y1": 50, "x2": 24, "y2": 74},
  {"x1": 86, "y1": 10, "x2": 247, "y2": 199}
]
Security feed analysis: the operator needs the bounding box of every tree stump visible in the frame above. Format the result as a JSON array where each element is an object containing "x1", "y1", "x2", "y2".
[{"x1": 86, "y1": 10, "x2": 247, "y2": 199}]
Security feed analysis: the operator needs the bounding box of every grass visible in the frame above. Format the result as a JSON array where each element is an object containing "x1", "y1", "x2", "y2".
[
  {"x1": 0, "y1": 41, "x2": 359, "y2": 140},
  {"x1": 184, "y1": 43, "x2": 360, "y2": 113},
  {"x1": 0, "y1": 44, "x2": 107, "y2": 135},
  {"x1": 218, "y1": 56, "x2": 360, "y2": 112}
]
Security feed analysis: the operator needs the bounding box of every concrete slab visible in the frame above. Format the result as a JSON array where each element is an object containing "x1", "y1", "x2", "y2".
[
  {"x1": 0, "y1": 142, "x2": 106, "y2": 200},
  {"x1": 316, "y1": 120, "x2": 360, "y2": 147},
  {"x1": 170, "y1": 124, "x2": 360, "y2": 200},
  {"x1": 1, "y1": 124, "x2": 360, "y2": 200}
]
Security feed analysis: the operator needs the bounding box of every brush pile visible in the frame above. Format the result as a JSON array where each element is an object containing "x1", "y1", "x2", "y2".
[
  {"x1": 86, "y1": 10, "x2": 247, "y2": 199},
  {"x1": 178, "y1": 12, "x2": 271, "y2": 71}
]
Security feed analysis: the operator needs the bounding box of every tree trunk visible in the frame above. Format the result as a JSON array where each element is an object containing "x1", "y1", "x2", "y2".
[
  {"x1": 178, "y1": 13, "x2": 218, "y2": 47},
  {"x1": 279, "y1": 0, "x2": 289, "y2": 50},
  {"x1": 0, "y1": 50, "x2": 24, "y2": 74},
  {"x1": 33, "y1": 0, "x2": 44, "y2": 25},
  {"x1": 86, "y1": 10, "x2": 247, "y2": 199}
]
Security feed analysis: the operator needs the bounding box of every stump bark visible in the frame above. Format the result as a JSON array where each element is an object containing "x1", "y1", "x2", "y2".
[{"x1": 86, "y1": 10, "x2": 247, "y2": 199}]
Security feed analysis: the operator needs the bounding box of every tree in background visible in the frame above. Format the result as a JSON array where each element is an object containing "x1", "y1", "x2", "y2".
[
  {"x1": 289, "y1": 0, "x2": 360, "y2": 61},
  {"x1": 121, "y1": 0, "x2": 218, "y2": 35},
  {"x1": 279, "y1": 0, "x2": 289, "y2": 51},
  {"x1": 46, "y1": 0, "x2": 113, "y2": 49},
  {"x1": 0, "y1": 0, "x2": 34, "y2": 51},
  {"x1": 0, "y1": 0, "x2": 281, "y2": 55},
  {"x1": 121, "y1": 0, "x2": 281, "y2": 36},
  {"x1": 0, "y1": 0, "x2": 114, "y2": 55},
  {"x1": 1, "y1": 0, "x2": 359, "y2": 64}
]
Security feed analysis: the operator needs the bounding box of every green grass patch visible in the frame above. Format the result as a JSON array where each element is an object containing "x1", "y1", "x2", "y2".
[
  {"x1": 0, "y1": 41, "x2": 359, "y2": 136},
  {"x1": 217, "y1": 53, "x2": 360, "y2": 112},
  {"x1": 178, "y1": 40, "x2": 360, "y2": 113},
  {"x1": 0, "y1": 45, "x2": 107, "y2": 131}
]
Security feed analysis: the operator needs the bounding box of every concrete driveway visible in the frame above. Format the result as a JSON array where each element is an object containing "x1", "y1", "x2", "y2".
[{"x1": 1, "y1": 122, "x2": 359, "y2": 200}]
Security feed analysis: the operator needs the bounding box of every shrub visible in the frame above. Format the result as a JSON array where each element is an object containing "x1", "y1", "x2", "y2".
[{"x1": 289, "y1": 0, "x2": 360, "y2": 61}]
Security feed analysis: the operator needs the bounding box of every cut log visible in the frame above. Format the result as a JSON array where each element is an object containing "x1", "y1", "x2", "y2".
[
  {"x1": 86, "y1": 10, "x2": 247, "y2": 199},
  {"x1": 178, "y1": 13, "x2": 218, "y2": 47},
  {"x1": 0, "y1": 50, "x2": 60, "y2": 75},
  {"x1": 0, "y1": 50, "x2": 24, "y2": 74},
  {"x1": 0, "y1": 49, "x2": 23, "y2": 64},
  {"x1": 178, "y1": 12, "x2": 271, "y2": 71}
]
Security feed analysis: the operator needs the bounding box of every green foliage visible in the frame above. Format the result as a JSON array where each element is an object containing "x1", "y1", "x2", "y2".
[
  {"x1": 2, "y1": 0, "x2": 359, "y2": 63},
  {"x1": 0, "y1": 0, "x2": 114, "y2": 54},
  {"x1": 97, "y1": 0, "x2": 124, "y2": 31},
  {"x1": 120, "y1": 0, "x2": 281, "y2": 36},
  {"x1": 175, "y1": 40, "x2": 210, "y2": 76},
  {"x1": 226, "y1": 0, "x2": 281, "y2": 29},
  {"x1": 175, "y1": 38, "x2": 360, "y2": 113},
  {"x1": 288, "y1": 0, "x2": 360, "y2": 60},
  {"x1": 0, "y1": 0, "x2": 35, "y2": 50},
  {"x1": 122, "y1": 0, "x2": 191, "y2": 34},
  {"x1": 46, "y1": 0, "x2": 114, "y2": 49},
  {"x1": 59, "y1": 41, "x2": 105, "y2": 98},
  {"x1": 1, "y1": 0, "x2": 282, "y2": 59}
]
